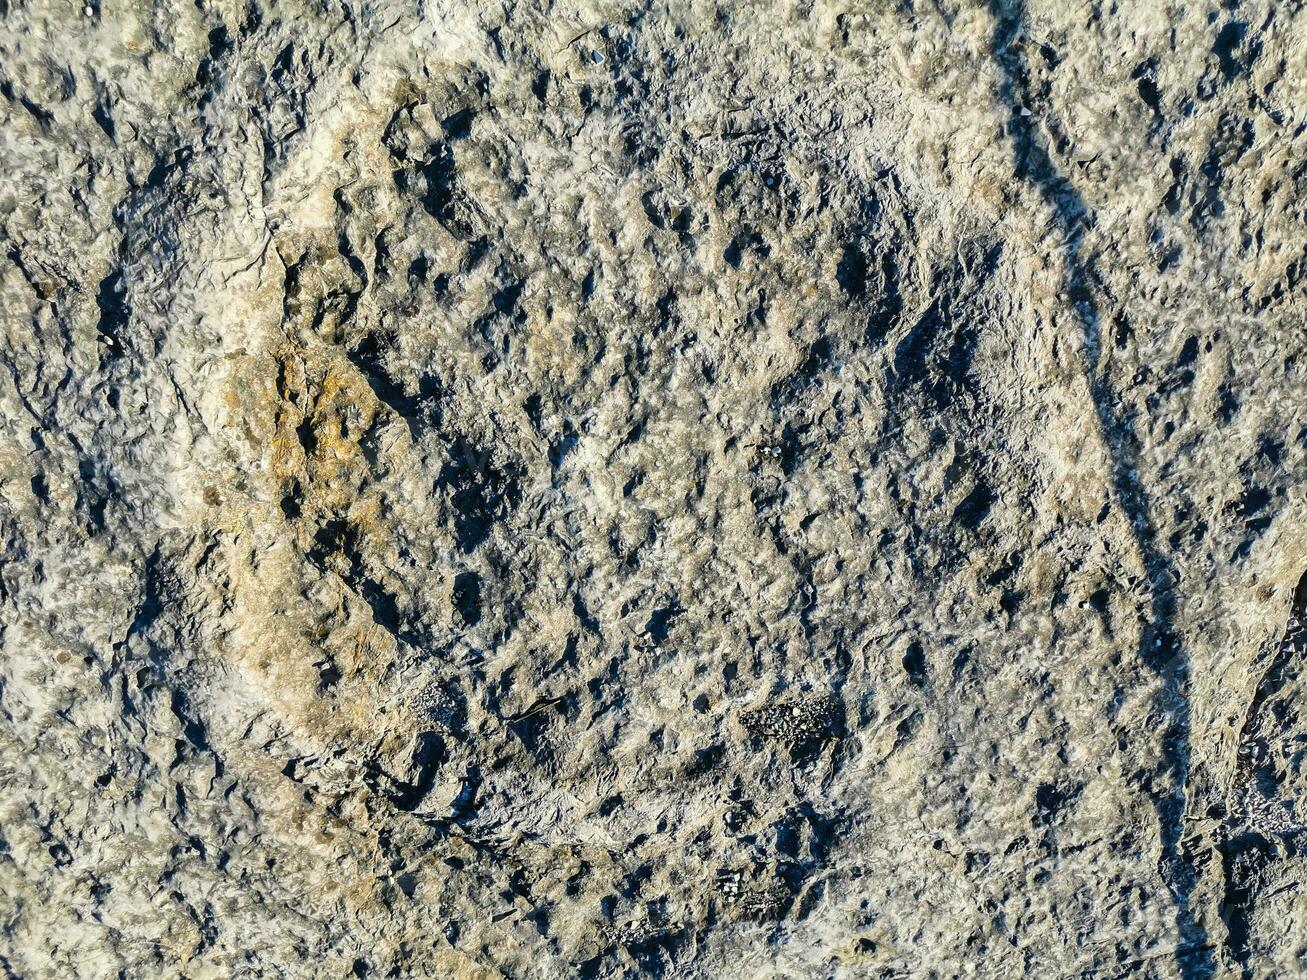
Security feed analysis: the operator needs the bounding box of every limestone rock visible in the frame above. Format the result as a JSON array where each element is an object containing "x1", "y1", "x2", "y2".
[{"x1": 1, "y1": 1, "x2": 1305, "y2": 977}]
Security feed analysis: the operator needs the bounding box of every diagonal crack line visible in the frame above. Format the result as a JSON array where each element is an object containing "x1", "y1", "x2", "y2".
[{"x1": 987, "y1": 2, "x2": 1212, "y2": 977}]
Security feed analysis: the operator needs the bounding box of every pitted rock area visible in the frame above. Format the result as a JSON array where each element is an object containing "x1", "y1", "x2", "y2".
[{"x1": 1, "y1": 1, "x2": 1305, "y2": 977}]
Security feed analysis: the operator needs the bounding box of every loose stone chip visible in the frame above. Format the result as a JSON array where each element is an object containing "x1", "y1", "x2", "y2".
[{"x1": 739, "y1": 694, "x2": 844, "y2": 751}]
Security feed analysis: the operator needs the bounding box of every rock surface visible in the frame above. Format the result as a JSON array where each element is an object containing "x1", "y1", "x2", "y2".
[{"x1": 1, "y1": 1, "x2": 1305, "y2": 977}]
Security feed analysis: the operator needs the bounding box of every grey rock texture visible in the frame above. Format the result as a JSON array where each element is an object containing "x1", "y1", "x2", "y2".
[{"x1": 1, "y1": 1, "x2": 1305, "y2": 977}]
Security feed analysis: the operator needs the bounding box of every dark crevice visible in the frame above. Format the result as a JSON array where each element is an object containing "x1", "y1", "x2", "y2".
[
  {"x1": 388, "y1": 731, "x2": 445, "y2": 812},
  {"x1": 415, "y1": 142, "x2": 473, "y2": 237},
  {"x1": 452, "y1": 570, "x2": 482, "y2": 627},
  {"x1": 836, "y1": 242, "x2": 868, "y2": 297},
  {"x1": 889, "y1": 253, "x2": 992, "y2": 409},
  {"x1": 94, "y1": 267, "x2": 130, "y2": 356},
  {"x1": 439, "y1": 438, "x2": 523, "y2": 553},
  {"x1": 306, "y1": 520, "x2": 416, "y2": 645},
  {"x1": 865, "y1": 251, "x2": 903, "y2": 345},
  {"x1": 1213, "y1": 21, "x2": 1248, "y2": 83},
  {"x1": 1219, "y1": 829, "x2": 1275, "y2": 975},
  {"x1": 346, "y1": 331, "x2": 442, "y2": 436},
  {"x1": 114, "y1": 546, "x2": 166, "y2": 661},
  {"x1": 954, "y1": 481, "x2": 996, "y2": 533},
  {"x1": 902, "y1": 640, "x2": 928, "y2": 687}
]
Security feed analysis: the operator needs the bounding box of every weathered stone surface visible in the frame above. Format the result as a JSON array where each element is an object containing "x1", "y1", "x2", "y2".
[{"x1": 1, "y1": 1, "x2": 1304, "y2": 976}]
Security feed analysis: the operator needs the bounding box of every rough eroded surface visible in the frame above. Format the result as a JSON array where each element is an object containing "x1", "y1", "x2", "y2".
[{"x1": 1, "y1": 1, "x2": 1305, "y2": 976}]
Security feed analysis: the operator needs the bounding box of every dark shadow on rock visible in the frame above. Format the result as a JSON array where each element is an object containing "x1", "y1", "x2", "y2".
[
  {"x1": 989, "y1": 3, "x2": 1210, "y2": 975},
  {"x1": 1221, "y1": 570, "x2": 1307, "y2": 976}
]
